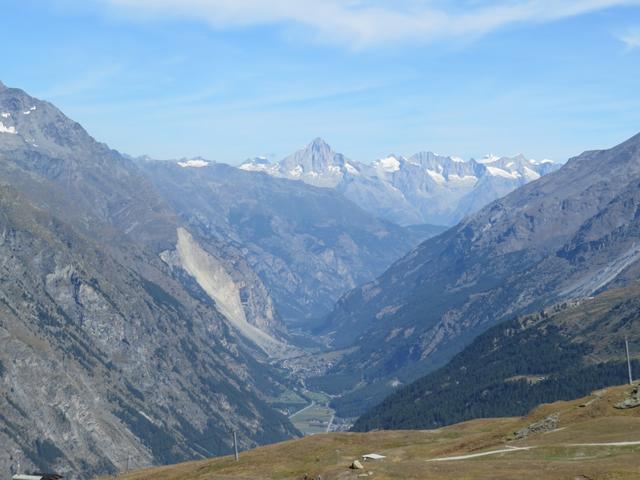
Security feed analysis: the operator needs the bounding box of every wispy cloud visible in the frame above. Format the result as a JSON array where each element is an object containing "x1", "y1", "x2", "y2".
[
  {"x1": 37, "y1": 63, "x2": 124, "y2": 99},
  {"x1": 100, "y1": 0, "x2": 640, "y2": 48},
  {"x1": 616, "y1": 27, "x2": 640, "y2": 50}
]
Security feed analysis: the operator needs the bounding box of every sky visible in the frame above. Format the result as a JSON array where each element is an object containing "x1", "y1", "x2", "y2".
[{"x1": 3, "y1": 0, "x2": 640, "y2": 164}]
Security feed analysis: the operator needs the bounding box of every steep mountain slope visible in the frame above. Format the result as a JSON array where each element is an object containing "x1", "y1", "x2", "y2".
[
  {"x1": 316, "y1": 132, "x2": 640, "y2": 416},
  {"x1": 0, "y1": 81, "x2": 176, "y2": 250},
  {"x1": 0, "y1": 186, "x2": 297, "y2": 478},
  {"x1": 0, "y1": 83, "x2": 286, "y2": 348},
  {"x1": 354, "y1": 286, "x2": 640, "y2": 431},
  {"x1": 0, "y1": 82, "x2": 298, "y2": 478},
  {"x1": 240, "y1": 138, "x2": 557, "y2": 226},
  {"x1": 138, "y1": 159, "x2": 442, "y2": 327}
]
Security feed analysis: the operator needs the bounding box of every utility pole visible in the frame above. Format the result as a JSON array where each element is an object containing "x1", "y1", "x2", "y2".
[
  {"x1": 125, "y1": 455, "x2": 130, "y2": 473},
  {"x1": 625, "y1": 336, "x2": 634, "y2": 385},
  {"x1": 233, "y1": 431, "x2": 239, "y2": 462}
]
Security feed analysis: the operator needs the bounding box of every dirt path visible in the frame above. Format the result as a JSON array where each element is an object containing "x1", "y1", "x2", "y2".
[
  {"x1": 427, "y1": 439, "x2": 640, "y2": 462},
  {"x1": 426, "y1": 446, "x2": 534, "y2": 461},
  {"x1": 568, "y1": 441, "x2": 640, "y2": 447}
]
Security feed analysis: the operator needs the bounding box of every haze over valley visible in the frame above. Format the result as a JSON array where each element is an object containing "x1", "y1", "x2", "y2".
[{"x1": 3, "y1": 2, "x2": 640, "y2": 479}]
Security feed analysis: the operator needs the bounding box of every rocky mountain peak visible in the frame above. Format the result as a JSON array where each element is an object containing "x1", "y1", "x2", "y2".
[
  {"x1": 252, "y1": 155, "x2": 271, "y2": 164},
  {"x1": 308, "y1": 136, "x2": 331, "y2": 151},
  {"x1": 290, "y1": 137, "x2": 342, "y2": 169},
  {"x1": 275, "y1": 137, "x2": 350, "y2": 187},
  {"x1": 175, "y1": 156, "x2": 212, "y2": 168},
  {"x1": 238, "y1": 139, "x2": 558, "y2": 225},
  {"x1": 372, "y1": 154, "x2": 403, "y2": 173},
  {"x1": 0, "y1": 84, "x2": 105, "y2": 159}
]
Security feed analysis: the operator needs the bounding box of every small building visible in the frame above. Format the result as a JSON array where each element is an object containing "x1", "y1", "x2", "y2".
[
  {"x1": 362, "y1": 453, "x2": 386, "y2": 461},
  {"x1": 13, "y1": 473, "x2": 63, "y2": 480}
]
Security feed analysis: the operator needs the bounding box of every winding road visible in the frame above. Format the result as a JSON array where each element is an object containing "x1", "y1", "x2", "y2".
[{"x1": 289, "y1": 401, "x2": 315, "y2": 419}]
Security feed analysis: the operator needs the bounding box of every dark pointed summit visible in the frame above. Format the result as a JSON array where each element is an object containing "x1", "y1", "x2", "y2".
[
  {"x1": 306, "y1": 137, "x2": 334, "y2": 156},
  {"x1": 309, "y1": 137, "x2": 331, "y2": 149},
  {"x1": 273, "y1": 137, "x2": 349, "y2": 187}
]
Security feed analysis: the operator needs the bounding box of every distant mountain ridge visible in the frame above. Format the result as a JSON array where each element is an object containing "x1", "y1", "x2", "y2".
[{"x1": 240, "y1": 138, "x2": 558, "y2": 226}]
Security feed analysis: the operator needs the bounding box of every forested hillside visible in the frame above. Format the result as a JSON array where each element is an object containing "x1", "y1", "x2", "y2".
[{"x1": 354, "y1": 286, "x2": 640, "y2": 431}]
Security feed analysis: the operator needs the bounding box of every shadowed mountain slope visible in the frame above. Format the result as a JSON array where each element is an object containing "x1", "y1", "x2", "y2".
[
  {"x1": 317, "y1": 132, "x2": 640, "y2": 416},
  {"x1": 354, "y1": 285, "x2": 640, "y2": 431},
  {"x1": 0, "y1": 83, "x2": 298, "y2": 478}
]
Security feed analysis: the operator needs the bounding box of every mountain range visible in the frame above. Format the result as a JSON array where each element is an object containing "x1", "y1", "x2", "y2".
[
  {"x1": 0, "y1": 82, "x2": 443, "y2": 478},
  {"x1": 314, "y1": 131, "x2": 640, "y2": 417},
  {"x1": 136, "y1": 158, "x2": 440, "y2": 328},
  {"x1": 0, "y1": 81, "x2": 302, "y2": 478},
  {"x1": 1, "y1": 77, "x2": 635, "y2": 479},
  {"x1": 240, "y1": 138, "x2": 558, "y2": 226}
]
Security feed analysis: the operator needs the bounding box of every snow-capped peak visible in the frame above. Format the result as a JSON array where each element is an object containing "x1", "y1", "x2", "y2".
[
  {"x1": 309, "y1": 137, "x2": 330, "y2": 149},
  {"x1": 531, "y1": 158, "x2": 555, "y2": 165},
  {"x1": 239, "y1": 157, "x2": 279, "y2": 174},
  {"x1": 234, "y1": 139, "x2": 558, "y2": 225},
  {"x1": 485, "y1": 166, "x2": 519, "y2": 179},
  {"x1": 375, "y1": 155, "x2": 402, "y2": 173},
  {"x1": 177, "y1": 159, "x2": 210, "y2": 168},
  {"x1": 478, "y1": 154, "x2": 502, "y2": 164}
]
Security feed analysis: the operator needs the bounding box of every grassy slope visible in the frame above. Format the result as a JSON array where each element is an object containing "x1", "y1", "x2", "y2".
[{"x1": 114, "y1": 384, "x2": 640, "y2": 480}]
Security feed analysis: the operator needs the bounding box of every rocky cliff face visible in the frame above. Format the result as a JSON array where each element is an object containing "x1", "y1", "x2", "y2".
[
  {"x1": 317, "y1": 132, "x2": 640, "y2": 416},
  {"x1": 239, "y1": 138, "x2": 558, "y2": 226},
  {"x1": 0, "y1": 83, "x2": 298, "y2": 479}
]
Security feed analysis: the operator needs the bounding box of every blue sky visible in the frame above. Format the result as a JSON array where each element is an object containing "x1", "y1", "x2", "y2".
[{"x1": 3, "y1": 1, "x2": 640, "y2": 164}]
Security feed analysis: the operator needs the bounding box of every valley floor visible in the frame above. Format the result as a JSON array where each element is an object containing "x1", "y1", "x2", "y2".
[
  {"x1": 288, "y1": 402, "x2": 335, "y2": 435},
  {"x1": 112, "y1": 384, "x2": 640, "y2": 480}
]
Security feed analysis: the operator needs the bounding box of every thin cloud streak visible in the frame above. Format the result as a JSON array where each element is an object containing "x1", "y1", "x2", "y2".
[
  {"x1": 616, "y1": 27, "x2": 640, "y2": 49},
  {"x1": 101, "y1": 0, "x2": 640, "y2": 47},
  {"x1": 37, "y1": 63, "x2": 124, "y2": 99}
]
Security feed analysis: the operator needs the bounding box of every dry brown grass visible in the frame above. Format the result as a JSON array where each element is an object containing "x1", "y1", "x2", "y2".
[{"x1": 113, "y1": 384, "x2": 640, "y2": 480}]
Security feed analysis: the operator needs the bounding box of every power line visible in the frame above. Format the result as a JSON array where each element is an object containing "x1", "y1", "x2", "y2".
[
  {"x1": 625, "y1": 336, "x2": 634, "y2": 385},
  {"x1": 116, "y1": 428, "x2": 241, "y2": 473}
]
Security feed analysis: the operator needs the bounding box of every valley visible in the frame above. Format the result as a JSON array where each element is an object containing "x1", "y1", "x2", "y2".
[
  {"x1": 311, "y1": 131, "x2": 640, "y2": 419},
  {"x1": 288, "y1": 401, "x2": 334, "y2": 435},
  {"x1": 0, "y1": 79, "x2": 638, "y2": 480},
  {"x1": 4, "y1": 4, "x2": 640, "y2": 480}
]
